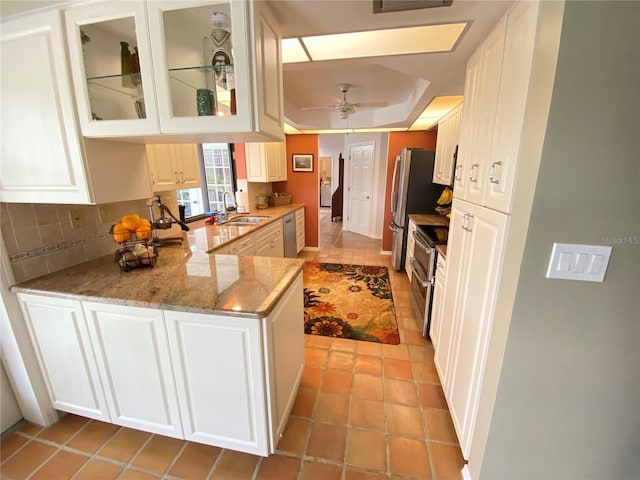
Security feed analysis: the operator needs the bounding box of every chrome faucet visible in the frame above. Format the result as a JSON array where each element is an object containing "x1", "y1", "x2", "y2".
[{"x1": 222, "y1": 190, "x2": 236, "y2": 222}]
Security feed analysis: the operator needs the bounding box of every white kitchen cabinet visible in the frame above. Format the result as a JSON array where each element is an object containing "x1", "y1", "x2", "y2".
[
  {"x1": 405, "y1": 219, "x2": 418, "y2": 283},
  {"x1": 17, "y1": 294, "x2": 110, "y2": 422},
  {"x1": 433, "y1": 103, "x2": 463, "y2": 186},
  {"x1": 455, "y1": 17, "x2": 505, "y2": 205},
  {"x1": 0, "y1": 10, "x2": 152, "y2": 205},
  {"x1": 454, "y1": 1, "x2": 538, "y2": 214},
  {"x1": 83, "y1": 302, "x2": 183, "y2": 438},
  {"x1": 165, "y1": 309, "x2": 269, "y2": 455},
  {"x1": 146, "y1": 143, "x2": 201, "y2": 192},
  {"x1": 254, "y1": 220, "x2": 284, "y2": 258},
  {"x1": 63, "y1": 0, "x2": 283, "y2": 142},
  {"x1": 64, "y1": 1, "x2": 159, "y2": 136},
  {"x1": 262, "y1": 272, "x2": 304, "y2": 448},
  {"x1": 295, "y1": 208, "x2": 305, "y2": 253},
  {"x1": 484, "y1": 0, "x2": 539, "y2": 213},
  {"x1": 429, "y1": 250, "x2": 447, "y2": 351},
  {"x1": 147, "y1": 0, "x2": 283, "y2": 141},
  {"x1": 438, "y1": 199, "x2": 508, "y2": 459},
  {"x1": 245, "y1": 142, "x2": 287, "y2": 182}
]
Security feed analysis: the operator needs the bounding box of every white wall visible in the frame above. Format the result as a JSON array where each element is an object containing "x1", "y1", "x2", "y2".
[{"x1": 479, "y1": 2, "x2": 640, "y2": 478}]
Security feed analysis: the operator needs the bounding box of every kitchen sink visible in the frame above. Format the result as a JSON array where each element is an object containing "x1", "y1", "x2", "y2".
[{"x1": 222, "y1": 216, "x2": 269, "y2": 225}]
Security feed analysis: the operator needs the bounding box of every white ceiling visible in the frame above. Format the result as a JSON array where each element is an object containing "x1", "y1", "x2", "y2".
[
  {"x1": 268, "y1": 0, "x2": 514, "y2": 131},
  {"x1": 0, "y1": 0, "x2": 514, "y2": 132}
]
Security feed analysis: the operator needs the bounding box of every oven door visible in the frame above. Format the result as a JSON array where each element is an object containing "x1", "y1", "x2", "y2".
[
  {"x1": 410, "y1": 257, "x2": 430, "y2": 321},
  {"x1": 411, "y1": 231, "x2": 437, "y2": 336}
]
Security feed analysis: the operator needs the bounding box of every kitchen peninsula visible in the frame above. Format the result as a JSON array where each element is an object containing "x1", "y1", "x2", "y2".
[{"x1": 11, "y1": 209, "x2": 306, "y2": 457}]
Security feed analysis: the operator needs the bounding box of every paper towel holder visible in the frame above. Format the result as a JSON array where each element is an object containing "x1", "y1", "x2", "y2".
[{"x1": 236, "y1": 190, "x2": 249, "y2": 213}]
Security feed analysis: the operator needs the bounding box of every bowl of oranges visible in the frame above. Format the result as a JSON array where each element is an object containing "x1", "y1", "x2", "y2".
[
  {"x1": 111, "y1": 213, "x2": 152, "y2": 243},
  {"x1": 110, "y1": 213, "x2": 157, "y2": 271}
]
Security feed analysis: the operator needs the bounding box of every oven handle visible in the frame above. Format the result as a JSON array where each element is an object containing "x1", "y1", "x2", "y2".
[{"x1": 410, "y1": 257, "x2": 432, "y2": 288}]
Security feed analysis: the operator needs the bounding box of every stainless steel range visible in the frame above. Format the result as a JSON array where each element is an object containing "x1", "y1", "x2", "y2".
[{"x1": 409, "y1": 224, "x2": 448, "y2": 337}]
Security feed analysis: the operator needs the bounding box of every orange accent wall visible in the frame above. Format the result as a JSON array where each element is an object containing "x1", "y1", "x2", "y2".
[
  {"x1": 382, "y1": 130, "x2": 438, "y2": 251},
  {"x1": 273, "y1": 134, "x2": 319, "y2": 248},
  {"x1": 234, "y1": 143, "x2": 247, "y2": 179}
]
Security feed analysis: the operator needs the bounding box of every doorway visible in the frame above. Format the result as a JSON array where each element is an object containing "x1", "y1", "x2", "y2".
[{"x1": 346, "y1": 142, "x2": 375, "y2": 236}]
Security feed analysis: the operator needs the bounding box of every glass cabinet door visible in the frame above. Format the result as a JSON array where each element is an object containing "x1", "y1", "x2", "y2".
[
  {"x1": 65, "y1": 1, "x2": 159, "y2": 136},
  {"x1": 147, "y1": 0, "x2": 252, "y2": 134}
]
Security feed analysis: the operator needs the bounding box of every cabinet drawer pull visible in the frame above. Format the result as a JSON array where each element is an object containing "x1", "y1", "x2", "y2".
[
  {"x1": 469, "y1": 164, "x2": 479, "y2": 182},
  {"x1": 489, "y1": 161, "x2": 502, "y2": 184},
  {"x1": 461, "y1": 214, "x2": 474, "y2": 232},
  {"x1": 455, "y1": 165, "x2": 463, "y2": 181}
]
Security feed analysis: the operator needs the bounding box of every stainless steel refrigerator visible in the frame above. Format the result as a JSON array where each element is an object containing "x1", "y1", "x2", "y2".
[{"x1": 388, "y1": 148, "x2": 444, "y2": 271}]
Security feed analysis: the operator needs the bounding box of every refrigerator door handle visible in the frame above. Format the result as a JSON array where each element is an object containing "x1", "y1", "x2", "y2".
[
  {"x1": 390, "y1": 156, "x2": 401, "y2": 216},
  {"x1": 388, "y1": 221, "x2": 401, "y2": 233}
]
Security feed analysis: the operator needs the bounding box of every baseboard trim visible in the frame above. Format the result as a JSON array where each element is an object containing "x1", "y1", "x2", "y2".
[{"x1": 302, "y1": 247, "x2": 319, "y2": 252}]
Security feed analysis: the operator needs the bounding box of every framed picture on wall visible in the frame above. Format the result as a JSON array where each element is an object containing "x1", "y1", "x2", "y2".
[{"x1": 292, "y1": 154, "x2": 314, "y2": 172}]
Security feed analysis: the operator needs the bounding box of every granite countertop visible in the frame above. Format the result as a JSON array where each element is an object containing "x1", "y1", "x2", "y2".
[
  {"x1": 408, "y1": 213, "x2": 450, "y2": 227},
  {"x1": 12, "y1": 205, "x2": 306, "y2": 319},
  {"x1": 189, "y1": 204, "x2": 304, "y2": 252},
  {"x1": 436, "y1": 245, "x2": 448, "y2": 259}
]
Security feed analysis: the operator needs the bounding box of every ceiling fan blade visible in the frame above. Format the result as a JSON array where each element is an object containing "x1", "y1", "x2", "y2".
[
  {"x1": 301, "y1": 106, "x2": 333, "y2": 110},
  {"x1": 353, "y1": 101, "x2": 389, "y2": 108}
]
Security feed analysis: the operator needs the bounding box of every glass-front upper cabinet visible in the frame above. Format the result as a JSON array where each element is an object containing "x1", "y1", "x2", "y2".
[
  {"x1": 147, "y1": 0, "x2": 252, "y2": 135},
  {"x1": 65, "y1": 1, "x2": 160, "y2": 136}
]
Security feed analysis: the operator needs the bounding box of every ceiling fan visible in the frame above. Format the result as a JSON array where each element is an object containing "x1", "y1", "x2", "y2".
[{"x1": 302, "y1": 83, "x2": 388, "y2": 119}]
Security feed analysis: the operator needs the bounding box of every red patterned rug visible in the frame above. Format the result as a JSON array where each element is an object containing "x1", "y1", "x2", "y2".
[{"x1": 303, "y1": 262, "x2": 400, "y2": 344}]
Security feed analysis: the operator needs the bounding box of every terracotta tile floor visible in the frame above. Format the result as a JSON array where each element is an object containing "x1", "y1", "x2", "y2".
[{"x1": 1, "y1": 209, "x2": 464, "y2": 479}]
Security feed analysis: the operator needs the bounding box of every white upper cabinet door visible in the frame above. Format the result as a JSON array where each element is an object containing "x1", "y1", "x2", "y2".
[
  {"x1": 165, "y1": 310, "x2": 269, "y2": 456},
  {"x1": 175, "y1": 144, "x2": 202, "y2": 188},
  {"x1": 17, "y1": 294, "x2": 110, "y2": 422},
  {"x1": 147, "y1": 1, "x2": 252, "y2": 135},
  {"x1": 0, "y1": 10, "x2": 91, "y2": 204},
  {"x1": 147, "y1": 144, "x2": 180, "y2": 192},
  {"x1": 83, "y1": 302, "x2": 183, "y2": 438},
  {"x1": 454, "y1": 50, "x2": 481, "y2": 201},
  {"x1": 434, "y1": 103, "x2": 463, "y2": 186},
  {"x1": 64, "y1": 1, "x2": 160, "y2": 136},
  {"x1": 485, "y1": 1, "x2": 539, "y2": 214},
  {"x1": 266, "y1": 142, "x2": 286, "y2": 182},
  {"x1": 464, "y1": 17, "x2": 506, "y2": 207}
]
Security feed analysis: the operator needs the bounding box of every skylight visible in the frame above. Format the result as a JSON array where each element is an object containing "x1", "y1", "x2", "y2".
[{"x1": 282, "y1": 23, "x2": 467, "y2": 63}]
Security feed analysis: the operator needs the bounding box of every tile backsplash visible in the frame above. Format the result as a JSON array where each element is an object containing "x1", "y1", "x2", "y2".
[{"x1": 1, "y1": 199, "x2": 154, "y2": 284}]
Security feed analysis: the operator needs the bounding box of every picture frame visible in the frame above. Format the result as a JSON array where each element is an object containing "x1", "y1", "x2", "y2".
[{"x1": 292, "y1": 154, "x2": 314, "y2": 172}]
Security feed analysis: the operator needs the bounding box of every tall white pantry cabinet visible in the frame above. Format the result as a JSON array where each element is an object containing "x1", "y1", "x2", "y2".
[{"x1": 438, "y1": 0, "x2": 546, "y2": 463}]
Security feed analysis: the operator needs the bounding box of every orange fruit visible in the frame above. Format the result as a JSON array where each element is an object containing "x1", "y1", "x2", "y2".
[
  {"x1": 139, "y1": 218, "x2": 151, "y2": 227},
  {"x1": 121, "y1": 213, "x2": 141, "y2": 231},
  {"x1": 113, "y1": 223, "x2": 131, "y2": 243},
  {"x1": 135, "y1": 225, "x2": 152, "y2": 240}
]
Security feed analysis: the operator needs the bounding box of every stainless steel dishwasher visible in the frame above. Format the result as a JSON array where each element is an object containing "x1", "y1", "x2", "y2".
[{"x1": 283, "y1": 213, "x2": 297, "y2": 258}]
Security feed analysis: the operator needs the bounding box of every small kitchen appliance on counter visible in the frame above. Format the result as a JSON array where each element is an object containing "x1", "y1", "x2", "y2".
[{"x1": 147, "y1": 195, "x2": 190, "y2": 247}]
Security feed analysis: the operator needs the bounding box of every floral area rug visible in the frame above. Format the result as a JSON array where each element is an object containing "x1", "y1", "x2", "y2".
[{"x1": 303, "y1": 262, "x2": 400, "y2": 344}]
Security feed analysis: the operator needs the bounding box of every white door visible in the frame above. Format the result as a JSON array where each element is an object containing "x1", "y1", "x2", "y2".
[
  {"x1": 83, "y1": 302, "x2": 183, "y2": 438},
  {"x1": 165, "y1": 310, "x2": 269, "y2": 456},
  {"x1": 18, "y1": 294, "x2": 110, "y2": 421},
  {"x1": 347, "y1": 143, "x2": 375, "y2": 236}
]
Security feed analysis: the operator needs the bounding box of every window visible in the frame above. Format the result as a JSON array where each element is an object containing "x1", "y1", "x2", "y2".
[{"x1": 177, "y1": 143, "x2": 236, "y2": 220}]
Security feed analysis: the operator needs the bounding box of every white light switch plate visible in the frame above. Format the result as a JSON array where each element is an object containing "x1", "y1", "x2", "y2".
[
  {"x1": 546, "y1": 243, "x2": 612, "y2": 282},
  {"x1": 237, "y1": 179, "x2": 248, "y2": 191}
]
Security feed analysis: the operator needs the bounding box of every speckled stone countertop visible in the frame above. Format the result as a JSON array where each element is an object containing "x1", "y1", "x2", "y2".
[
  {"x1": 436, "y1": 245, "x2": 447, "y2": 259},
  {"x1": 12, "y1": 205, "x2": 306, "y2": 319},
  {"x1": 188, "y1": 204, "x2": 304, "y2": 252},
  {"x1": 408, "y1": 213, "x2": 450, "y2": 227}
]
